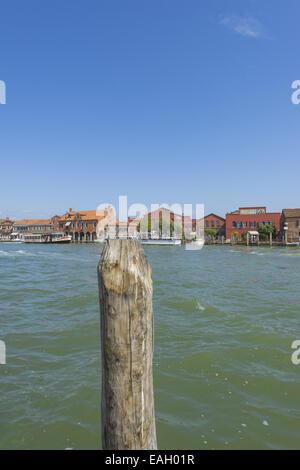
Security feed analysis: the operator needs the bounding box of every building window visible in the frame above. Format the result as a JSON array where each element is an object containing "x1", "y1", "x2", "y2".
[
  {"x1": 250, "y1": 221, "x2": 256, "y2": 228},
  {"x1": 297, "y1": 220, "x2": 300, "y2": 227},
  {"x1": 211, "y1": 221, "x2": 215, "y2": 227},
  {"x1": 94, "y1": 222, "x2": 97, "y2": 228},
  {"x1": 216, "y1": 220, "x2": 220, "y2": 228},
  {"x1": 206, "y1": 220, "x2": 209, "y2": 227},
  {"x1": 85, "y1": 223, "x2": 88, "y2": 228},
  {"x1": 232, "y1": 221, "x2": 237, "y2": 228},
  {"x1": 243, "y1": 222, "x2": 247, "y2": 228},
  {"x1": 237, "y1": 222, "x2": 242, "y2": 228}
]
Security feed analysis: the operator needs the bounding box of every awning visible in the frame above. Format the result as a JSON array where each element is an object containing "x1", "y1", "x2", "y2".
[{"x1": 248, "y1": 231, "x2": 259, "y2": 235}]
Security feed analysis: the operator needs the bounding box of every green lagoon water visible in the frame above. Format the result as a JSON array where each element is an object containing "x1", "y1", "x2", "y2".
[{"x1": 0, "y1": 242, "x2": 299, "y2": 449}]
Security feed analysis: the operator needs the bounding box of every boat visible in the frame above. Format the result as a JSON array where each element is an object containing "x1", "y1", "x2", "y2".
[
  {"x1": 24, "y1": 234, "x2": 47, "y2": 243},
  {"x1": 140, "y1": 238, "x2": 181, "y2": 246},
  {"x1": 24, "y1": 233, "x2": 72, "y2": 244},
  {"x1": 50, "y1": 234, "x2": 72, "y2": 243},
  {"x1": 9, "y1": 233, "x2": 24, "y2": 242}
]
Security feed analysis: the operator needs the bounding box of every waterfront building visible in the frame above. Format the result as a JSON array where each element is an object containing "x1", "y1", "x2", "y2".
[
  {"x1": 52, "y1": 208, "x2": 108, "y2": 242},
  {"x1": 281, "y1": 209, "x2": 300, "y2": 243},
  {"x1": 137, "y1": 208, "x2": 191, "y2": 239},
  {"x1": 225, "y1": 207, "x2": 281, "y2": 241},
  {"x1": 0, "y1": 218, "x2": 14, "y2": 239},
  {"x1": 201, "y1": 213, "x2": 226, "y2": 240},
  {"x1": 51, "y1": 206, "x2": 135, "y2": 241},
  {"x1": 114, "y1": 220, "x2": 139, "y2": 239},
  {"x1": 13, "y1": 219, "x2": 54, "y2": 233}
]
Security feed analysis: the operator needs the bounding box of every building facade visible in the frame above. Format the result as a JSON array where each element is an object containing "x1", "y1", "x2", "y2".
[
  {"x1": 13, "y1": 219, "x2": 54, "y2": 233},
  {"x1": 226, "y1": 207, "x2": 281, "y2": 240},
  {"x1": 138, "y1": 208, "x2": 193, "y2": 239},
  {"x1": 52, "y1": 208, "x2": 107, "y2": 242},
  {"x1": 52, "y1": 206, "x2": 129, "y2": 241},
  {"x1": 202, "y1": 213, "x2": 226, "y2": 239},
  {"x1": 281, "y1": 209, "x2": 300, "y2": 243},
  {"x1": 0, "y1": 218, "x2": 14, "y2": 239}
]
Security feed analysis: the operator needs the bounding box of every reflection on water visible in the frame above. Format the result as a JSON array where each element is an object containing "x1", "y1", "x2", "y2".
[{"x1": 0, "y1": 243, "x2": 299, "y2": 449}]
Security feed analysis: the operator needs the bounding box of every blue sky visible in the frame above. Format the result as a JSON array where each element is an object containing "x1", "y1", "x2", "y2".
[{"x1": 0, "y1": 0, "x2": 299, "y2": 219}]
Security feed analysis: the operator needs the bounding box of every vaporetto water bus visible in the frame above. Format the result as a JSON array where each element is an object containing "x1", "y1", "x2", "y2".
[{"x1": 24, "y1": 233, "x2": 72, "y2": 244}]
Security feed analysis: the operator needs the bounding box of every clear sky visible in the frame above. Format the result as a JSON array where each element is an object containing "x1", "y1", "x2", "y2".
[{"x1": 0, "y1": 0, "x2": 299, "y2": 219}]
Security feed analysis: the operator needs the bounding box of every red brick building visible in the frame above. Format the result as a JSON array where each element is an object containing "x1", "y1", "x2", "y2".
[
  {"x1": 138, "y1": 208, "x2": 194, "y2": 238},
  {"x1": 52, "y1": 206, "x2": 133, "y2": 241},
  {"x1": 52, "y1": 208, "x2": 108, "y2": 241},
  {"x1": 202, "y1": 213, "x2": 225, "y2": 239},
  {"x1": 226, "y1": 207, "x2": 281, "y2": 240}
]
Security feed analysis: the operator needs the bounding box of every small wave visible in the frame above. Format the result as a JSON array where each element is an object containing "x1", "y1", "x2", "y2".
[
  {"x1": 0, "y1": 249, "x2": 34, "y2": 257},
  {"x1": 281, "y1": 252, "x2": 300, "y2": 257}
]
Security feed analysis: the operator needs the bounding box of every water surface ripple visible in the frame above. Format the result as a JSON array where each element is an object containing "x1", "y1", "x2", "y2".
[{"x1": 0, "y1": 243, "x2": 299, "y2": 449}]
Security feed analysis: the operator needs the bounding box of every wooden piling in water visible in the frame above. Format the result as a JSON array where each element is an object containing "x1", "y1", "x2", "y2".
[{"x1": 98, "y1": 239, "x2": 157, "y2": 450}]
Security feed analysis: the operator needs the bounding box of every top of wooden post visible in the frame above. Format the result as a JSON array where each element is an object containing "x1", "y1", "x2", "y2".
[{"x1": 98, "y1": 239, "x2": 152, "y2": 296}]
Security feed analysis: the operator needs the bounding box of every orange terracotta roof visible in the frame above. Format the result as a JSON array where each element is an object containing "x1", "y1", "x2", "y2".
[
  {"x1": 0, "y1": 221, "x2": 13, "y2": 226},
  {"x1": 59, "y1": 210, "x2": 106, "y2": 221},
  {"x1": 13, "y1": 219, "x2": 52, "y2": 225}
]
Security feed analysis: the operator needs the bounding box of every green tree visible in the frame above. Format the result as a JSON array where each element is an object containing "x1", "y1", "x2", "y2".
[
  {"x1": 258, "y1": 224, "x2": 275, "y2": 240},
  {"x1": 231, "y1": 231, "x2": 239, "y2": 243},
  {"x1": 205, "y1": 228, "x2": 217, "y2": 243},
  {"x1": 138, "y1": 215, "x2": 177, "y2": 237}
]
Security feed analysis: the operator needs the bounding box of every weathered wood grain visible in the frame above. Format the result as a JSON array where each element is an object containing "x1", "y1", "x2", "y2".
[{"x1": 98, "y1": 239, "x2": 157, "y2": 450}]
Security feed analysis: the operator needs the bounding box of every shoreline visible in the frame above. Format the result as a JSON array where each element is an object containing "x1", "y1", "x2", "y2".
[{"x1": 0, "y1": 239, "x2": 298, "y2": 248}]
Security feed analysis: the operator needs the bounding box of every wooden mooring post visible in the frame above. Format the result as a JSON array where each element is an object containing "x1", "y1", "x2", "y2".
[{"x1": 98, "y1": 239, "x2": 157, "y2": 450}]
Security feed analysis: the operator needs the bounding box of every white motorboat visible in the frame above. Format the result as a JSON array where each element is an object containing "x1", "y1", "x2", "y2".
[
  {"x1": 140, "y1": 238, "x2": 181, "y2": 246},
  {"x1": 51, "y1": 235, "x2": 72, "y2": 243},
  {"x1": 9, "y1": 233, "x2": 24, "y2": 242}
]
